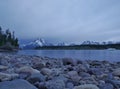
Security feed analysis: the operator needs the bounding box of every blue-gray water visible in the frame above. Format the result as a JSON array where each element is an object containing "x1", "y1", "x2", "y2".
[{"x1": 17, "y1": 50, "x2": 120, "y2": 61}]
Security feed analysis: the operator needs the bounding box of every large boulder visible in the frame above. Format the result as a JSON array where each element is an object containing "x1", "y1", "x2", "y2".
[
  {"x1": 27, "y1": 73, "x2": 46, "y2": 84},
  {"x1": 0, "y1": 79, "x2": 38, "y2": 89},
  {"x1": 0, "y1": 72, "x2": 19, "y2": 81},
  {"x1": 73, "y1": 84, "x2": 99, "y2": 89},
  {"x1": 16, "y1": 66, "x2": 40, "y2": 75}
]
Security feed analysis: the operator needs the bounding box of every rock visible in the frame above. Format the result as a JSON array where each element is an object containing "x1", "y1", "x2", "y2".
[
  {"x1": 90, "y1": 61, "x2": 103, "y2": 66},
  {"x1": 113, "y1": 68, "x2": 120, "y2": 76},
  {"x1": 51, "y1": 68, "x2": 62, "y2": 76},
  {"x1": 65, "y1": 65, "x2": 74, "y2": 71},
  {"x1": 79, "y1": 72, "x2": 91, "y2": 78},
  {"x1": 62, "y1": 58, "x2": 77, "y2": 66},
  {"x1": 0, "y1": 65, "x2": 8, "y2": 70},
  {"x1": 73, "y1": 84, "x2": 99, "y2": 89},
  {"x1": 67, "y1": 71, "x2": 79, "y2": 77},
  {"x1": 82, "y1": 76, "x2": 98, "y2": 85},
  {"x1": 46, "y1": 79, "x2": 65, "y2": 89},
  {"x1": 52, "y1": 74, "x2": 68, "y2": 83},
  {"x1": 0, "y1": 79, "x2": 38, "y2": 89},
  {"x1": 66, "y1": 82, "x2": 74, "y2": 89},
  {"x1": 27, "y1": 73, "x2": 46, "y2": 84},
  {"x1": 0, "y1": 72, "x2": 19, "y2": 81},
  {"x1": 75, "y1": 64, "x2": 88, "y2": 73},
  {"x1": 82, "y1": 61, "x2": 90, "y2": 69},
  {"x1": 33, "y1": 62, "x2": 45, "y2": 70},
  {"x1": 45, "y1": 61, "x2": 53, "y2": 68},
  {"x1": 19, "y1": 72, "x2": 29, "y2": 79},
  {"x1": 79, "y1": 80, "x2": 86, "y2": 85},
  {"x1": 67, "y1": 71, "x2": 81, "y2": 85},
  {"x1": 16, "y1": 66, "x2": 40, "y2": 75},
  {"x1": 41, "y1": 68, "x2": 52, "y2": 76},
  {"x1": 88, "y1": 68, "x2": 103, "y2": 75},
  {"x1": 105, "y1": 79, "x2": 119, "y2": 88},
  {"x1": 99, "y1": 83, "x2": 114, "y2": 89},
  {"x1": 35, "y1": 82, "x2": 47, "y2": 89}
]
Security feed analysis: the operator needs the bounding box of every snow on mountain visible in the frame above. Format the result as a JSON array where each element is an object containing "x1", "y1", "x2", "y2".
[
  {"x1": 56, "y1": 42, "x2": 70, "y2": 46},
  {"x1": 20, "y1": 38, "x2": 47, "y2": 49},
  {"x1": 20, "y1": 39, "x2": 119, "y2": 49},
  {"x1": 81, "y1": 41, "x2": 100, "y2": 45},
  {"x1": 82, "y1": 41, "x2": 117, "y2": 45},
  {"x1": 101, "y1": 41, "x2": 116, "y2": 45},
  {"x1": 20, "y1": 39, "x2": 72, "y2": 49},
  {"x1": 34, "y1": 38, "x2": 46, "y2": 46}
]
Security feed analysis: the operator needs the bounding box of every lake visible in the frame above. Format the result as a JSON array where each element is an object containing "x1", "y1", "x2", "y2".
[{"x1": 17, "y1": 50, "x2": 120, "y2": 61}]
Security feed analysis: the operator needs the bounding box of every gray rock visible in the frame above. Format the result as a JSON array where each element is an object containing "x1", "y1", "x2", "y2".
[
  {"x1": 79, "y1": 72, "x2": 91, "y2": 78},
  {"x1": 90, "y1": 61, "x2": 103, "y2": 67},
  {"x1": 33, "y1": 62, "x2": 45, "y2": 70},
  {"x1": 16, "y1": 66, "x2": 40, "y2": 75},
  {"x1": 100, "y1": 83, "x2": 114, "y2": 89},
  {"x1": 27, "y1": 73, "x2": 46, "y2": 84},
  {"x1": 67, "y1": 71, "x2": 81, "y2": 86},
  {"x1": 51, "y1": 68, "x2": 62, "y2": 76},
  {"x1": 83, "y1": 61, "x2": 90, "y2": 69},
  {"x1": 52, "y1": 74, "x2": 68, "y2": 83},
  {"x1": 105, "y1": 79, "x2": 119, "y2": 88},
  {"x1": 88, "y1": 68, "x2": 103, "y2": 75},
  {"x1": 66, "y1": 82, "x2": 74, "y2": 89},
  {"x1": 41, "y1": 68, "x2": 52, "y2": 76},
  {"x1": 73, "y1": 84, "x2": 99, "y2": 89},
  {"x1": 0, "y1": 65, "x2": 8, "y2": 70},
  {"x1": 113, "y1": 68, "x2": 120, "y2": 76},
  {"x1": 46, "y1": 79, "x2": 65, "y2": 89},
  {"x1": 75, "y1": 64, "x2": 88, "y2": 73},
  {"x1": 62, "y1": 58, "x2": 77, "y2": 66},
  {"x1": 0, "y1": 79, "x2": 38, "y2": 89},
  {"x1": 35, "y1": 82, "x2": 47, "y2": 89},
  {"x1": 0, "y1": 72, "x2": 19, "y2": 81}
]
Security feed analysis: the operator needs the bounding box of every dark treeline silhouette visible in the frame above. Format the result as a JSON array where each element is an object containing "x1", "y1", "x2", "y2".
[
  {"x1": 35, "y1": 44, "x2": 120, "y2": 50},
  {"x1": 0, "y1": 26, "x2": 19, "y2": 49}
]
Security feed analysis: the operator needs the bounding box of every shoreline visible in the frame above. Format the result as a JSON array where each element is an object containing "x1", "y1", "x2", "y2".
[{"x1": 0, "y1": 53, "x2": 120, "y2": 89}]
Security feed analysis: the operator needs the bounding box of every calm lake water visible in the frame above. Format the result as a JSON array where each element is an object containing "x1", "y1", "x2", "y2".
[{"x1": 17, "y1": 50, "x2": 120, "y2": 61}]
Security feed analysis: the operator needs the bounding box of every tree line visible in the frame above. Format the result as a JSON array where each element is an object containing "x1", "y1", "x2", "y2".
[{"x1": 0, "y1": 26, "x2": 19, "y2": 47}]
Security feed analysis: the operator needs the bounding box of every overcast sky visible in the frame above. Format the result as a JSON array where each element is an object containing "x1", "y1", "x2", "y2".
[{"x1": 0, "y1": 0, "x2": 120, "y2": 43}]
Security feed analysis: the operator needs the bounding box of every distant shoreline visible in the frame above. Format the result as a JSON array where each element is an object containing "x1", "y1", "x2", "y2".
[{"x1": 34, "y1": 45, "x2": 120, "y2": 50}]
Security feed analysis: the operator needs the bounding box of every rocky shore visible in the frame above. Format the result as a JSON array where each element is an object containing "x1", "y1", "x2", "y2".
[{"x1": 0, "y1": 53, "x2": 120, "y2": 89}]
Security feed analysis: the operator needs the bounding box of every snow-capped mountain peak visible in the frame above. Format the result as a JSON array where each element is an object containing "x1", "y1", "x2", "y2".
[
  {"x1": 20, "y1": 38, "x2": 47, "y2": 49},
  {"x1": 82, "y1": 41, "x2": 100, "y2": 45},
  {"x1": 34, "y1": 38, "x2": 46, "y2": 46}
]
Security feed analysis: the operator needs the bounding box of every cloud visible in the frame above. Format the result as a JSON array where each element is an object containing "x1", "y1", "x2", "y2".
[{"x1": 0, "y1": 0, "x2": 120, "y2": 43}]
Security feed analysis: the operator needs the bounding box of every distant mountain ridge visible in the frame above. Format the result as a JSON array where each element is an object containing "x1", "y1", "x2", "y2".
[
  {"x1": 20, "y1": 38, "x2": 46, "y2": 49},
  {"x1": 20, "y1": 38, "x2": 120, "y2": 49},
  {"x1": 81, "y1": 41, "x2": 116, "y2": 45}
]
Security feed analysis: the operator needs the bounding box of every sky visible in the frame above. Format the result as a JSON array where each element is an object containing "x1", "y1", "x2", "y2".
[{"x1": 0, "y1": 0, "x2": 120, "y2": 44}]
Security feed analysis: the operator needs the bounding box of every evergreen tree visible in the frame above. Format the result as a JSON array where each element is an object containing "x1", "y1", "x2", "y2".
[
  {"x1": 0, "y1": 26, "x2": 2, "y2": 46},
  {"x1": 14, "y1": 38, "x2": 19, "y2": 47},
  {"x1": 0, "y1": 26, "x2": 19, "y2": 47}
]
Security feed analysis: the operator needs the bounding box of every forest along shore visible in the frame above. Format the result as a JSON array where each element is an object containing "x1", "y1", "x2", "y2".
[{"x1": 0, "y1": 53, "x2": 120, "y2": 89}]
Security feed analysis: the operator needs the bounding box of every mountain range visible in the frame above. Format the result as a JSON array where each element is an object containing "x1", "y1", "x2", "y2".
[{"x1": 20, "y1": 38, "x2": 119, "y2": 49}]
